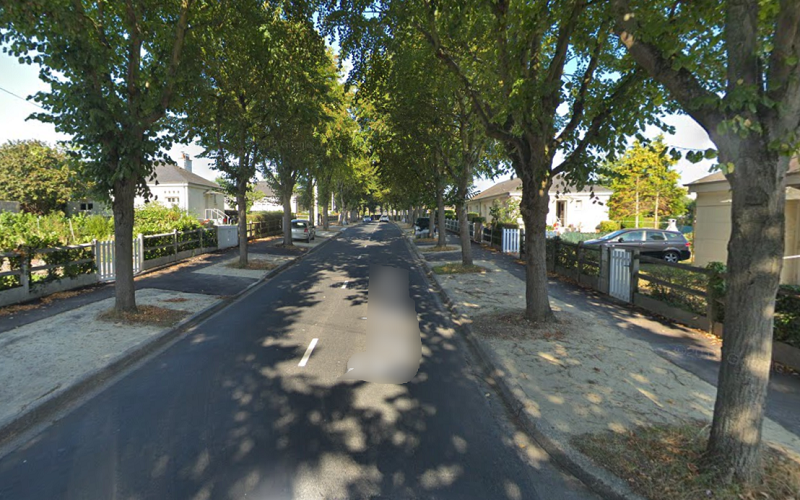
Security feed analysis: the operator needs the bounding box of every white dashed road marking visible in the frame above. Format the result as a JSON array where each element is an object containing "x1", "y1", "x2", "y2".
[{"x1": 298, "y1": 338, "x2": 318, "y2": 367}]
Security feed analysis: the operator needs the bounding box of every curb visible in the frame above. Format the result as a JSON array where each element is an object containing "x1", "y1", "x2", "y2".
[
  {"x1": 402, "y1": 235, "x2": 644, "y2": 500},
  {"x1": 0, "y1": 230, "x2": 345, "y2": 451}
]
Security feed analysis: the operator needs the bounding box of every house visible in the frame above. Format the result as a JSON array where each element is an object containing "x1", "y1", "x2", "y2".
[
  {"x1": 134, "y1": 154, "x2": 225, "y2": 218},
  {"x1": 66, "y1": 154, "x2": 224, "y2": 218},
  {"x1": 235, "y1": 180, "x2": 299, "y2": 213},
  {"x1": 687, "y1": 161, "x2": 800, "y2": 285},
  {"x1": 466, "y1": 176, "x2": 612, "y2": 231}
]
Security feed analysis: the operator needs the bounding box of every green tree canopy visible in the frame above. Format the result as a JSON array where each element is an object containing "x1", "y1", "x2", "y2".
[
  {"x1": 0, "y1": 140, "x2": 80, "y2": 214},
  {"x1": 606, "y1": 137, "x2": 686, "y2": 226}
]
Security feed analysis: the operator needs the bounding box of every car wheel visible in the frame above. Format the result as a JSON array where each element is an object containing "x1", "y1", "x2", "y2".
[{"x1": 663, "y1": 251, "x2": 679, "y2": 263}]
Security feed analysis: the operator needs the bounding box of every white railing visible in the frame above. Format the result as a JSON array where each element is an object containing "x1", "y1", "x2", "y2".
[{"x1": 204, "y1": 208, "x2": 228, "y2": 223}]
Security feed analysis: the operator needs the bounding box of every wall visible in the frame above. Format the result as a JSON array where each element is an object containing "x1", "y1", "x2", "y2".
[
  {"x1": 466, "y1": 195, "x2": 519, "y2": 223},
  {"x1": 547, "y1": 192, "x2": 610, "y2": 231},
  {"x1": 692, "y1": 190, "x2": 732, "y2": 268},
  {"x1": 136, "y1": 183, "x2": 186, "y2": 211},
  {"x1": 66, "y1": 200, "x2": 110, "y2": 216},
  {"x1": 784, "y1": 199, "x2": 799, "y2": 284},
  {"x1": 0, "y1": 201, "x2": 20, "y2": 213}
]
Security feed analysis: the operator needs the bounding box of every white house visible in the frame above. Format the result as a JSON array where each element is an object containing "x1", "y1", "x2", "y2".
[
  {"x1": 466, "y1": 176, "x2": 612, "y2": 231},
  {"x1": 687, "y1": 161, "x2": 800, "y2": 285},
  {"x1": 134, "y1": 154, "x2": 225, "y2": 218},
  {"x1": 233, "y1": 180, "x2": 299, "y2": 213}
]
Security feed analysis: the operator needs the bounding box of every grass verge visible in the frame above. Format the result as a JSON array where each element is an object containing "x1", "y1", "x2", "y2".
[
  {"x1": 573, "y1": 422, "x2": 800, "y2": 500},
  {"x1": 97, "y1": 305, "x2": 189, "y2": 327},
  {"x1": 420, "y1": 245, "x2": 459, "y2": 253},
  {"x1": 432, "y1": 263, "x2": 488, "y2": 274},
  {"x1": 226, "y1": 259, "x2": 277, "y2": 270}
]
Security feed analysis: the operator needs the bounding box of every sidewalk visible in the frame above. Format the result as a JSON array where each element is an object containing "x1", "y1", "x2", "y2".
[
  {"x1": 0, "y1": 226, "x2": 344, "y2": 447},
  {"x1": 409, "y1": 233, "x2": 800, "y2": 497}
]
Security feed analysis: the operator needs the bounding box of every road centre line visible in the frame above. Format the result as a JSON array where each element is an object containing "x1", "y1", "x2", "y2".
[{"x1": 298, "y1": 338, "x2": 318, "y2": 367}]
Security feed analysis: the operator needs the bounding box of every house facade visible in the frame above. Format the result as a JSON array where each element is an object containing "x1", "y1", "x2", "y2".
[
  {"x1": 687, "y1": 162, "x2": 800, "y2": 285},
  {"x1": 240, "y1": 181, "x2": 299, "y2": 213},
  {"x1": 134, "y1": 155, "x2": 225, "y2": 218},
  {"x1": 466, "y1": 176, "x2": 612, "y2": 232}
]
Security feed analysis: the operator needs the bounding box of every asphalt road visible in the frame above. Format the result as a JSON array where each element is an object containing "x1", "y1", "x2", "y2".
[{"x1": 0, "y1": 223, "x2": 594, "y2": 500}]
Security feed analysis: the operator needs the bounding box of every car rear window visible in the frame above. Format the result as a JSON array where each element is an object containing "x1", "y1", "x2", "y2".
[
  {"x1": 292, "y1": 221, "x2": 307, "y2": 228},
  {"x1": 665, "y1": 232, "x2": 685, "y2": 241}
]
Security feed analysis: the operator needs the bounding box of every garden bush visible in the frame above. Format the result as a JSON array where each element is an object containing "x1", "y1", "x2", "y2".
[
  {"x1": 596, "y1": 220, "x2": 621, "y2": 233},
  {"x1": 638, "y1": 263, "x2": 709, "y2": 316},
  {"x1": 467, "y1": 212, "x2": 479, "y2": 221}
]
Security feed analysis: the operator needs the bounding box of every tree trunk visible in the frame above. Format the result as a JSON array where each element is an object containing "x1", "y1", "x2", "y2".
[
  {"x1": 236, "y1": 180, "x2": 248, "y2": 267},
  {"x1": 282, "y1": 192, "x2": 293, "y2": 246},
  {"x1": 519, "y1": 174, "x2": 555, "y2": 322},
  {"x1": 338, "y1": 192, "x2": 345, "y2": 224},
  {"x1": 705, "y1": 148, "x2": 787, "y2": 484},
  {"x1": 458, "y1": 201, "x2": 473, "y2": 266},
  {"x1": 308, "y1": 179, "x2": 316, "y2": 228},
  {"x1": 322, "y1": 198, "x2": 329, "y2": 230},
  {"x1": 112, "y1": 177, "x2": 138, "y2": 313},
  {"x1": 437, "y1": 187, "x2": 447, "y2": 247}
]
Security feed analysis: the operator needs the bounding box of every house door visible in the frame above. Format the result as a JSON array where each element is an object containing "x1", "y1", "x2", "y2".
[{"x1": 556, "y1": 200, "x2": 567, "y2": 226}]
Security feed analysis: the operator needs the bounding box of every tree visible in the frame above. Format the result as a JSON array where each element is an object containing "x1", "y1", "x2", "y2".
[
  {"x1": 612, "y1": 0, "x2": 800, "y2": 483},
  {"x1": 606, "y1": 137, "x2": 685, "y2": 227},
  {"x1": 1, "y1": 0, "x2": 203, "y2": 312},
  {"x1": 0, "y1": 140, "x2": 78, "y2": 214},
  {"x1": 262, "y1": 47, "x2": 338, "y2": 246},
  {"x1": 214, "y1": 177, "x2": 266, "y2": 213},
  {"x1": 182, "y1": 0, "x2": 280, "y2": 266},
  {"x1": 328, "y1": 0, "x2": 670, "y2": 320}
]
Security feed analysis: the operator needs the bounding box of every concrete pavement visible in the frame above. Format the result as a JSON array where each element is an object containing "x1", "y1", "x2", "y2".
[{"x1": 0, "y1": 222, "x2": 595, "y2": 500}]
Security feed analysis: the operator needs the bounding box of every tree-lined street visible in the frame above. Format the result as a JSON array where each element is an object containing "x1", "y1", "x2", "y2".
[{"x1": 0, "y1": 223, "x2": 593, "y2": 500}]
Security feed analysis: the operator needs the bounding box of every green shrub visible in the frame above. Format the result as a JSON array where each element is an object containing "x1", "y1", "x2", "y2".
[
  {"x1": 472, "y1": 216, "x2": 485, "y2": 224},
  {"x1": 467, "y1": 212, "x2": 479, "y2": 221},
  {"x1": 776, "y1": 286, "x2": 800, "y2": 348},
  {"x1": 559, "y1": 232, "x2": 600, "y2": 243},
  {"x1": 444, "y1": 210, "x2": 456, "y2": 219},
  {"x1": 638, "y1": 263, "x2": 709, "y2": 316},
  {"x1": 596, "y1": 220, "x2": 621, "y2": 233}
]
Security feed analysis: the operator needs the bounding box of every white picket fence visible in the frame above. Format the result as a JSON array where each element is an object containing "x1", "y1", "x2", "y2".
[
  {"x1": 95, "y1": 235, "x2": 144, "y2": 281},
  {"x1": 502, "y1": 228, "x2": 520, "y2": 254}
]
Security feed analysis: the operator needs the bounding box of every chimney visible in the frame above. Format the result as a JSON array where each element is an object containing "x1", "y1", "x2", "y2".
[{"x1": 182, "y1": 152, "x2": 192, "y2": 173}]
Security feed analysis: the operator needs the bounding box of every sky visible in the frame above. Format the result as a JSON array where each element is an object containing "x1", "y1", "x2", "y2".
[{"x1": 0, "y1": 51, "x2": 716, "y2": 195}]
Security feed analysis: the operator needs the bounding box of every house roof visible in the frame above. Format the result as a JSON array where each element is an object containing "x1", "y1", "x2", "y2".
[
  {"x1": 254, "y1": 180, "x2": 279, "y2": 198},
  {"x1": 469, "y1": 175, "x2": 611, "y2": 202},
  {"x1": 686, "y1": 158, "x2": 800, "y2": 187},
  {"x1": 149, "y1": 163, "x2": 220, "y2": 189}
]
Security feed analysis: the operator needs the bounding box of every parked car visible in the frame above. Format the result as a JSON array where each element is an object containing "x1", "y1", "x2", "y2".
[
  {"x1": 415, "y1": 217, "x2": 431, "y2": 238},
  {"x1": 379, "y1": 214, "x2": 390, "y2": 222},
  {"x1": 582, "y1": 228, "x2": 691, "y2": 263},
  {"x1": 362, "y1": 215, "x2": 372, "y2": 222},
  {"x1": 291, "y1": 219, "x2": 316, "y2": 243}
]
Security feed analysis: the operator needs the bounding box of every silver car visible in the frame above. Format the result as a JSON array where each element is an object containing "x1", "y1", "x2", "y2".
[{"x1": 291, "y1": 219, "x2": 316, "y2": 242}]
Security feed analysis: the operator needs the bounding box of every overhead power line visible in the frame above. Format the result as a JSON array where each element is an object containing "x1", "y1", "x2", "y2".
[{"x1": 0, "y1": 85, "x2": 46, "y2": 110}]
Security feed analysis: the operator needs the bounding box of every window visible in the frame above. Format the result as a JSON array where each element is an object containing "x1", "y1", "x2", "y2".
[
  {"x1": 167, "y1": 197, "x2": 179, "y2": 204},
  {"x1": 665, "y1": 232, "x2": 685, "y2": 241},
  {"x1": 647, "y1": 232, "x2": 666, "y2": 241},
  {"x1": 619, "y1": 231, "x2": 645, "y2": 242},
  {"x1": 291, "y1": 220, "x2": 307, "y2": 229},
  {"x1": 79, "y1": 203, "x2": 94, "y2": 211}
]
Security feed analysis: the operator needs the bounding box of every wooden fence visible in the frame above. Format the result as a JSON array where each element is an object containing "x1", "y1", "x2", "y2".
[{"x1": 0, "y1": 244, "x2": 98, "y2": 307}]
